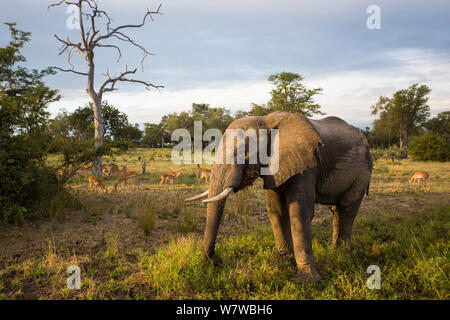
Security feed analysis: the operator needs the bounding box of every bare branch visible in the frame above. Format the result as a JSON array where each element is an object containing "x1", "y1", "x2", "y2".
[
  {"x1": 99, "y1": 67, "x2": 163, "y2": 95},
  {"x1": 96, "y1": 43, "x2": 122, "y2": 62},
  {"x1": 50, "y1": 1, "x2": 163, "y2": 96},
  {"x1": 52, "y1": 66, "x2": 89, "y2": 76},
  {"x1": 48, "y1": 0, "x2": 78, "y2": 9},
  {"x1": 93, "y1": 5, "x2": 162, "y2": 46},
  {"x1": 54, "y1": 34, "x2": 87, "y2": 56}
]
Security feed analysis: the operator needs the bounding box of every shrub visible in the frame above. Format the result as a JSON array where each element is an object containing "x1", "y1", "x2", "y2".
[
  {"x1": 385, "y1": 145, "x2": 407, "y2": 163},
  {"x1": 370, "y1": 148, "x2": 385, "y2": 162},
  {"x1": 135, "y1": 198, "x2": 156, "y2": 236},
  {"x1": 370, "y1": 146, "x2": 407, "y2": 164},
  {"x1": 409, "y1": 131, "x2": 449, "y2": 162},
  {"x1": 0, "y1": 143, "x2": 61, "y2": 224}
]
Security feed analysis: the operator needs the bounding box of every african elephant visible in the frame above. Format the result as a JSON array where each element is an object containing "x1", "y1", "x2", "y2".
[{"x1": 186, "y1": 112, "x2": 373, "y2": 281}]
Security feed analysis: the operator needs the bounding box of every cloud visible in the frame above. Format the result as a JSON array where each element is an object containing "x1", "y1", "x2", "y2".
[
  {"x1": 3, "y1": 0, "x2": 448, "y2": 130},
  {"x1": 49, "y1": 47, "x2": 450, "y2": 129}
]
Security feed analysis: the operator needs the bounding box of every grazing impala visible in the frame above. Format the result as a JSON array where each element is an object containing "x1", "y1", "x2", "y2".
[
  {"x1": 89, "y1": 176, "x2": 108, "y2": 193},
  {"x1": 409, "y1": 171, "x2": 429, "y2": 185},
  {"x1": 160, "y1": 171, "x2": 182, "y2": 187},
  {"x1": 114, "y1": 170, "x2": 139, "y2": 191},
  {"x1": 196, "y1": 166, "x2": 211, "y2": 184},
  {"x1": 108, "y1": 164, "x2": 127, "y2": 176}
]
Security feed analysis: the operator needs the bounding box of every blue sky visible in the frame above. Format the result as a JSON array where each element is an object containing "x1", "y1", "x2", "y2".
[{"x1": 1, "y1": 0, "x2": 449, "y2": 128}]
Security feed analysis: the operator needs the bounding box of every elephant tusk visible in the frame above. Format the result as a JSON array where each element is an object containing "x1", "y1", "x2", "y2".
[
  {"x1": 184, "y1": 190, "x2": 209, "y2": 202},
  {"x1": 202, "y1": 187, "x2": 233, "y2": 203}
]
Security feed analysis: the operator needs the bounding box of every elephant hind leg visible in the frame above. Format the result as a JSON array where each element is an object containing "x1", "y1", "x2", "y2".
[{"x1": 266, "y1": 189, "x2": 293, "y2": 257}]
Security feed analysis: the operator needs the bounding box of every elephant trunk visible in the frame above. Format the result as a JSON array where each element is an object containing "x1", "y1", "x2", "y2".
[{"x1": 202, "y1": 164, "x2": 244, "y2": 259}]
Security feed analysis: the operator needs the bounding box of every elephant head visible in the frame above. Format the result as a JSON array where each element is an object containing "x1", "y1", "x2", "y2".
[{"x1": 185, "y1": 112, "x2": 323, "y2": 263}]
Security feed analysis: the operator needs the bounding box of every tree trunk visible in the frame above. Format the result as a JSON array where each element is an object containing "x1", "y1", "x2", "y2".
[
  {"x1": 92, "y1": 95, "x2": 104, "y2": 177},
  {"x1": 404, "y1": 127, "x2": 409, "y2": 148}
]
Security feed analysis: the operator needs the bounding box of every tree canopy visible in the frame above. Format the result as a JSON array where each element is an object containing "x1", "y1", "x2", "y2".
[
  {"x1": 424, "y1": 111, "x2": 449, "y2": 137},
  {"x1": 371, "y1": 84, "x2": 431, "y2": 148}
]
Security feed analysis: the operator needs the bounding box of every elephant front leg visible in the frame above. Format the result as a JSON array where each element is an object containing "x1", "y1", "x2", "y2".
[
  {"x1": 287, "y1": 197, "x2": 320, "y2": 281},
  {"x1": 266, "y1": 190, "x2": 293, "y2": 257}
]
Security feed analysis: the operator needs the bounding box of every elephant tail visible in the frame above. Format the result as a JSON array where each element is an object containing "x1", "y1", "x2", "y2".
[{"x1": 366, "y1": 182, "x2": 370, "y2": 196}]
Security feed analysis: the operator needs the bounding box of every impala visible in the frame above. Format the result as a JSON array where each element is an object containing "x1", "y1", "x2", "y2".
[
  {"x1": 108, "y1": 164, "x2": 127, "y2": 176},
  {"x1": 160, "y1": 171, "x2": 182, "y2": 187},
  {"x1": 114, "y1": 170, "x2": 139, "y2": 190},
  {"x1": 409, "y1": 171, "x2": 429, "y2": 185},
  {"x1": 196, "y1": 165, "x2": 211, "y2": 184},
  {"x1": 89, "y1": 176, "x2": 108, "y2": 193}
]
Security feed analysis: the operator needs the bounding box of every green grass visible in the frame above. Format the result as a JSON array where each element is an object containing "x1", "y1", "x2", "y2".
[
  {"x1": 26, "y1": 204, "x2": 444, "y2": 300},
  {"x1": 137, "y1": 204, "x2": 448, "y2": 299},
  {"x1": 0, "y1": 151, "x2": 448, "y2": 299}
]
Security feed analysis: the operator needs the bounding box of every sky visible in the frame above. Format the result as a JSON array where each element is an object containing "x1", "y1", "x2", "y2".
[{"x1": 1, "y1": 0, "x2": 449, "y2": 128}]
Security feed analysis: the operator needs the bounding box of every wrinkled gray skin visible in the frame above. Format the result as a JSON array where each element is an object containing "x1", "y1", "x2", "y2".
[{"x1": 201, "y1": 112, "x2": 373, "y2": 281}]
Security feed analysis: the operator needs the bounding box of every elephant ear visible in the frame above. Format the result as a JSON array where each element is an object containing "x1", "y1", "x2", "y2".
[{"x1": 261, "y1": 112, "x2": 323, "y2": 189}]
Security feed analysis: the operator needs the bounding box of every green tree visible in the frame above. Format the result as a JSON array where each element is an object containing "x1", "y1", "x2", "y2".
[
  {"x1": 371, "y1": 84, "x2": 431, "y2": 148},
  {"x1": 424, "y1": 111, "x2": 450, "y2": 137},
  {"x1": 67, "y1": 101, "x2": 135, "y2": 141},
  {"x1": 371, "y1": 105, "x2": 401, "y2": 147},
  {"x1": 265, "y1": 72, "x2": 323, "y2": 117},
  {"x1": 247, "y1": 103, "x2": 273, "y2": 116},
  {"x1": 143, "y1": 123, "x2": 168, "y2": 147},
  {"x1": 114, "y1": 123, "x2": 142, "y2": 144},
  {"x1": 0, "y1": 23, "x2": 60, "y2": 222},
  {"x1": 191, "y1": 103, "x2": 233, "y2": 133},
  {"x1": 409, "y1": 131, "x2": 449, "y2": 162}
]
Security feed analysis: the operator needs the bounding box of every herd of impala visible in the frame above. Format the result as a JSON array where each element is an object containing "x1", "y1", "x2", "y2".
[
  {"x1": 65, "y1": 159, "x2": 212, "y2": 194},
  {"x1": 66, "y1": 157, "x2": 430, "y2": 194}
]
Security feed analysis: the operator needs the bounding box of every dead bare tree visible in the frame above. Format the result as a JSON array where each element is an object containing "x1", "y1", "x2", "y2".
[{"x1": 50, "y1": 0, "x2": 163, "y2": 176}]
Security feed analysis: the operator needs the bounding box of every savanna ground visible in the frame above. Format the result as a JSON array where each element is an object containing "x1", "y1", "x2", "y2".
[{"x1": 0, "y1": 148, "x2": 448, "y2": 300}]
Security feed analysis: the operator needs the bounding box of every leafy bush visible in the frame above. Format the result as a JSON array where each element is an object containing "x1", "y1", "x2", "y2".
[
  {"x1": 385, "y1": 145, "x2": 407, "y2": 163},
  {"x1": 370, "y1": 146, "x2": 407, "y2": 164},
  {"x1": 370, "y1": 148, "x2": 385, "y2": 162},
  {"x1": 409, "y1": 131, "x2": 449, "y2": 162}
]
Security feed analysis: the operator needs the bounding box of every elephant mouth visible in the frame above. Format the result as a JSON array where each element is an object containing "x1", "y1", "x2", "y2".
[{"x1": 236, "y1": 166, "x2": 259, "y2": 191}]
